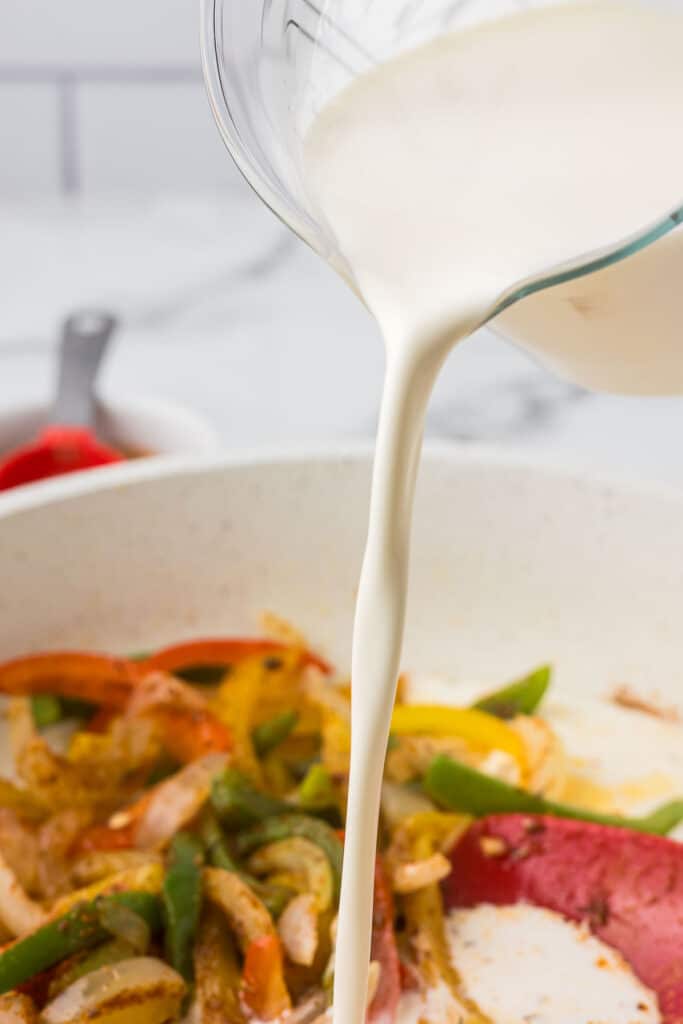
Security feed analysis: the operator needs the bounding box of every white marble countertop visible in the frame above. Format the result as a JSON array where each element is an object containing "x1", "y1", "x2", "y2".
[{"x1": 2, "y1": 187, "x2": 683, "y2": 488}]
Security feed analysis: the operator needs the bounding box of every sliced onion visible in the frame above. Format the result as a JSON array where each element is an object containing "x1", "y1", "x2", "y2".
[
  {"x1": 0, "y1": 990, "x2": 38, "y2": 1023},
  {"x1": 511, "y1": 715, "x2": 567, "y2": 798},
  {"x1": 304, "y1": 672, "x2": 350, "y2": 722},
  {"x1": 285, "y1": 989, "x2": 329, "y2": 1024},
  {"x1": 73, "y1": 851, "x2": 163, "y2": 886},
  {"x1": 134, "y1": 752, "x2": 229, "y2": 849},
  {"x1": 126, "y1": 672, "x2": 207, "y2": 716},
  {"x1": 0, "y1": 808, "x2": 40, "y2": 895},
  {"x1": 477, "y1": 748, "x2": 521, "y2": 787},
  {"x1": 97, "y1": 901, "x2": 150, "y2": 954},
  {"x1": 248, "y1": 838, "x2": 333, "y2": 913},
  {"x1": 277, "y1": 893, "x2": 318, "y2": 967},
  {"x1": 202, "y1": 866, "x2": 274, "y2": 951},
  {"x1": 0, "y1": 849, "x2": 46, "y2": 937},
  {"x1": 41, "y1": 957, "x2": 185, "y2": 1024},
  {"x1": 366, "y1": 961, "x2": 381, "y2": 1007},
  {"x1": 380, "y1": 781, "x2": 435, "y2": 827},
  {"x1": 7, "y1": 698, "x2": 35, "y2": 765},
  {"x1": 38, "y1": 808, "x2": 93, "y2": 902},
  {"x1": 392, "y1": 852, "x2": 451, "y2": 894}
]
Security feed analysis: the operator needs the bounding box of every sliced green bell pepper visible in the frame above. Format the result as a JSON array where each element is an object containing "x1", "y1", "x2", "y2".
[
  {"x1": 0, "y1": 892, "x2": 161, "y2": 995},
  {"x1": 252, "y1": 711, "x2": 299, "y2": 757},
  {"x1": 162, "y1": 832, "x2": 204, "y2": 983},
  {"x1": 198, "y1": 810, "x2": 291, "y2": 919},
  {"x1": 235, "y1": 814, "x2": 344, "y2": 903},
  {"x1": 473, "y1": 665, "x2": 551, "y2": 719},
  {"x1": 424, "y1": 754, "x2": 683, "y2": 836}
]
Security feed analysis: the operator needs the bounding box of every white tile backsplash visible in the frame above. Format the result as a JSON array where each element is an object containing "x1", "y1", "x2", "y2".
[
  {"x1": 0, "y1": 84, "x2": 60, "y2": 194},
  {"x1": 78, "y1": 82, "x2": 240, "y2": 193},
  {"x1": 0, "y1": 1, "x2": 247, "y2": 196},
  {"x1": 0, "y1": 0, "x2": 199, "y2": 68}
]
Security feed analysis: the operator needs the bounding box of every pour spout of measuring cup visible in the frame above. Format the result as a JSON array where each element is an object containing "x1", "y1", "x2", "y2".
[{"x1": 488, "y1": 205, "x2": 683, "y2": 397}]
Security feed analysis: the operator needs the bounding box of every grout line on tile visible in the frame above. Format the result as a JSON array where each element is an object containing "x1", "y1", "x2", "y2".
[
  {"x1": 58, "y1": 76, "x2": 79, "y2": 194},
  {"x1": 0, "y1": 66, "x2": 202, "y2": 83}
]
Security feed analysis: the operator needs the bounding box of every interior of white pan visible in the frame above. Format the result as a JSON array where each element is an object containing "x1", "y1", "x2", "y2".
[{"x1": 0, "y1": 446, "x2": 681, "y2": 703}]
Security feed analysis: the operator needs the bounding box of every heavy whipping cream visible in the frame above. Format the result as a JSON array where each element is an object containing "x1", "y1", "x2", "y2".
[{"x1": 302, "y1": 4, "x2": 683, "y2": 1022}]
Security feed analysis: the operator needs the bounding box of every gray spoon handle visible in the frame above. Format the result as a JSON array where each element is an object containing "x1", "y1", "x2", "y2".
[{"x1": 52, "y1": 312, "x2": 118, "y2": 427}]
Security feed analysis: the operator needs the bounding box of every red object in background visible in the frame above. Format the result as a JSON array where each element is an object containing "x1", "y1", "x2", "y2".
[
  {"x1": 0, "y1": 425, "x2": 122, "y2": 491},
  {"x1": 0, "y1": 312, "x2": 122, "y2": 492},
  {"x1": 445, "y1": 814, "x2": 683, "y2": 1024}
]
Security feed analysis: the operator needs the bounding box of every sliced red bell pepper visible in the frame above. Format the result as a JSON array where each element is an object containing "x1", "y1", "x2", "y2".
[
  {"x1": 74, "y1": 821, "x2": 140, "y2": 854},
  {"x1": 142, "y1": 637, "x2": 332, "y2": 677},
  {"x1": 84, "y1": 700, "x2": 231, "y2": 761},
  {"x1": 0, "y1": 652, "x2": 232, "y2": 764},
  {"x1": 147, "y1": 705, "x2": 232, "y2": 762},
  {"x1": 86, "y1": 707, "x2": 118, "y2": 733},
  {"x1": 369, "y1": 856, "x2": 401, "y2": 1024},
  {"x1": 0, "y1": 652, "x2": 139, "y2": 709},
  {"x1": 73, "y1": 789, "x2": 157, "y2": 854},
  {"x1": 125, "y1": 672, "x2": 234, "y2": 762},
  {"x1": 445, "y1": 814, "x2": 683, "y2": 1024},
  {"x1": 241, "y1": 933, "x2": 291, "y2": 1020}
]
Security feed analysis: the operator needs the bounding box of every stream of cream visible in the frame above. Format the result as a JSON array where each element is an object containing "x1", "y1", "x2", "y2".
[{"x1": 302, "y1": 4, "x2": 683, "y2": 1022}]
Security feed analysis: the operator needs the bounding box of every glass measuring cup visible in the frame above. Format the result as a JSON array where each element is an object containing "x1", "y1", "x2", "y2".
[{"x1": 200, "y1": 0, "x2": 683, "y2": 392}]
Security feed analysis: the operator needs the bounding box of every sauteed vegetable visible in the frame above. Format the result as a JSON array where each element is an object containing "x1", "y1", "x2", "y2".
[{"x1": 0, "y1": 629, "x2": 681, "y2": 1023}]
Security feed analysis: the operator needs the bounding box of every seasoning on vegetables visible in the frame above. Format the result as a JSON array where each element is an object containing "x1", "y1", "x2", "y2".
[
  {"x1": 1, "y1": 630, "x2": 681, "y2": 1024},
  {"x1": 0, "y1": 893, "x2": 161, "y2": 995},
  {"x1": 40, "y1": 957, "x2": 185, "y2": 1024}
]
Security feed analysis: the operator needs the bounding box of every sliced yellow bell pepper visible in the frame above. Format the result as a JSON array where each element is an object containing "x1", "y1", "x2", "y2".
[
  {"x1": 401, "y1": 811, "x2": 472, "y2": 854},
  {"x1": 402, "y1": 830, "x2": 490, "y2": 1022},
  {"x1": 67, "y1": 731, "x2": 112, "y2": 763},
  {"x1": 390, "y1": 704, "x2": 527, "y2": 774},
  {"x1": 321, "y1": 712, "x2": 350, "y2": 776},
  {"x1": 0, "y1": 778, "x2": 48, "y2": 822},
  {"x1": 52, "y1": 862, "x2": 163, "y2": 916},
  {"x1": 212, "y1": 661, "x2": 264, "y2": 784}
]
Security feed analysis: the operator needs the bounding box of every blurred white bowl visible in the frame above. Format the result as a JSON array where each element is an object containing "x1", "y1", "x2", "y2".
[
  {"x1": 0, "y1": 445, "x2": 681, "y2": 708},
  {"x1": 0, "y1": 394, "x2": 220, "y2": 464}
]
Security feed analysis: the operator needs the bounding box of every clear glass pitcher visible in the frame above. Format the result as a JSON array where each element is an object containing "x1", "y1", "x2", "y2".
[{"x1": 200, "y1": 0, "x2": 683, "y2": 394}]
